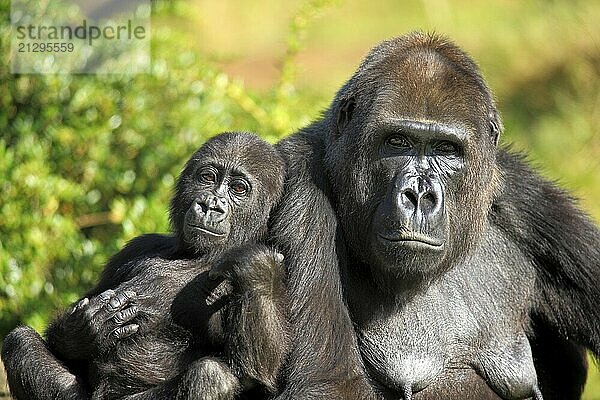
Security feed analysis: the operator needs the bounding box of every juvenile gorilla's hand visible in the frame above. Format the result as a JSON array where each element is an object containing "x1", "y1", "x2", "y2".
[
  {"x1": 66, "y1": 289, "x2": 139, "y2": 356},
  {"x1": 209, "y1": 244, "x2": 285, "y2": 292}
]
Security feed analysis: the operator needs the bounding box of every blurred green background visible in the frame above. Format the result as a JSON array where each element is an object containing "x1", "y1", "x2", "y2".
[{"x1": 1, "y1": 0, "x2": 599, "y2": 397}]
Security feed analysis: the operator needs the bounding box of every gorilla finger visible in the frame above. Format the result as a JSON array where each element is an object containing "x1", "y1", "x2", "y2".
[
  {"x1": 85, "y1": 289, "x2": 116, "y2": 315},
  {"x1": 206, "y1": 280, "x2": 233, "y2": 306},
  {"x1": 105, "y1": 290, "x2": 137, "y2": 314},
  {"x1": 112, "y1": 324, "x2": 139, "y2": 340},
  {"x1": 98, "y1": 289, "x2": 116, "y2": 302},
  {"x1": 70, "y1": 297, "x2": 89, "y2": 314},
  {"x1": 113, "y1": 306, "x2": 139, "y2": 325}
]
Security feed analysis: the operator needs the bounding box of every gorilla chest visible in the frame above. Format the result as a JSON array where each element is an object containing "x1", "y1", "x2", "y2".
[
  {"x1": 123, "y1": 265, "x2": 228, "y2": 349},
  {"x1": 351, "y1": 223, "x2": 540, "y2": 399},
  {"x1": 357, "y1": 273, "x2": 538, "y2": 399}
]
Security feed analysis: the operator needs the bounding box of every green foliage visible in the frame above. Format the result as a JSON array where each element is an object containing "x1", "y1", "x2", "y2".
[{"x1": 0, "y1": 0, "x2": 330, "y2": 337}]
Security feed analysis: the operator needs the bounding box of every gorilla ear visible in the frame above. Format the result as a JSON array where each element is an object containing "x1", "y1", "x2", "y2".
[
  {"x1": 336, "y1": 96, "x2": 356, "y2": 136},
  {"x1": 489, "y1": 111, "x2": 502, "y2": 146}
]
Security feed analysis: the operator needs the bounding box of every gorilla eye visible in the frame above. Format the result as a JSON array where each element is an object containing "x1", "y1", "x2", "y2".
[
  {"x1": 387, "y1": 135, "x2": 411, "y2": 149},
  {"x1": 434, "y1": 140, "x2": 460, "y2": 156},
  {"x1": 197, "y1": 169, "x2": 217, "y2": 184},
  {"x1": 229, "y1": 179, "x2": 249, "y2": 195}
]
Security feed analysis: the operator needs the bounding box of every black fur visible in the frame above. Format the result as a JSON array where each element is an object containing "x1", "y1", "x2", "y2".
[
  {"x1": 270, "y1": 133, "x2": 377, "y2": 400},
  {"x1": 2, "y1": 132, "x2": 290, "y2": 400},
  {"x1": 269, "y1": 32, "x2": 600, "y2": 400}
]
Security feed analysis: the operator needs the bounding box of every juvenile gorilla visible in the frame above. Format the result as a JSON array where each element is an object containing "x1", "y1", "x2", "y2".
[
  {"x1": 269, "y1": 33, "x2": 600, "y2": 399},
  {"x1": 2, "y1": 132, "x2": 289, "y2": 400}
]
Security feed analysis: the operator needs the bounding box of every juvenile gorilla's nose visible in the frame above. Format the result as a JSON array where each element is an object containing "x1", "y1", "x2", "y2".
[{"x1": 195, "y1": 195, "x2": 229, "y2": 221}]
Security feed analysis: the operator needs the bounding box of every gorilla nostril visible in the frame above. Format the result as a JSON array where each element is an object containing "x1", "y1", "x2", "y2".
[
  {"x1": 402, "y1": 189, "x2": 419, "y2": 209},
  {"x1": 422, "y1": 192, "x2": 437, "y2": 212},
  {"x1": 195, "y1": 199, "x2": 209, "y2": 214},
  {"x1": 196, "y1": 196, "x2": 228, "y2": 215}
]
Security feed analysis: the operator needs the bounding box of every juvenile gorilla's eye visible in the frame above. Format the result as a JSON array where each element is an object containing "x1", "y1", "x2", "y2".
[
  {"x1": 198, "y1": 169, "x2": 217, "y2": 183},
  {"x1": 387, "y1": 135, "x2": 411, "y2": 148},
  {"x1": 230, "y1": 179, "x2": 249, "y2": 195}
]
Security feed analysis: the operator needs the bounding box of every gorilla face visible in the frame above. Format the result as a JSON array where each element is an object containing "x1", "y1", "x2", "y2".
[
  {"x1": 326, "y1": 35, "x2": 501, "y2": 290},
  {"x1": 181, "y1": 164, "x2": 252, "y2": 249},
  {"x1": 171, "y1": 132, "x2": 285, "y2": 255},
  {"x1": 368, "y1": 120, "x2": 465, "y2": 278}
]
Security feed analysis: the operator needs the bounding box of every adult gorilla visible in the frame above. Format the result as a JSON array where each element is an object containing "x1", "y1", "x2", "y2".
[{"x1": 270, "y1": 32, "x2": 600, "y2": 399}]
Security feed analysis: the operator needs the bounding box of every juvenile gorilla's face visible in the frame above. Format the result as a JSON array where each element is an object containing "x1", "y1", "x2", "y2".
[
  {"x1": 171, "y1": 133, "x2": 285, "y2": 255},
  {"x1": 327, "y1": 36, "x2": 500, "y2": 289},
  {"x1": 182, "y1": 164, "x2": 252, "y2": 249}
]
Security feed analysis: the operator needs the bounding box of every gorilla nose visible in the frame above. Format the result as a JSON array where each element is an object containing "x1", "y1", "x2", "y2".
[
  {"x1": 397, "y1": 176, "x2": 442, "y2": 219},
  {"x1": 401, "y1": 187, "x2": 437, "y2": 212},
  {"x1": 195, "y1": 195, "x2": 228, "y2": 221}
]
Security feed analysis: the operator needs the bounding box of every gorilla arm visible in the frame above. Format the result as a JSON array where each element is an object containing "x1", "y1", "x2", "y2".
[
  {"x1": 492, "y1": 149, "x2": 600, "y2": 355},
  {"x1": 91, "y1": 234, "x2": 177, "y2": 295},
  {"x1": 210, "y1": 244, "x2": 290, "y2": 394},
  {"x1": 270, "y1": 128, "x2": 377, "y2": 400},
  {"x1": 2, "y1": 325, "x2": 240, "y2": 400},
  {"x1": 2, "y1": 325, "x2": 89, "y2": 400},
  {"x1": 2, "y1": 291, "x2": 140, "y2": 400}
]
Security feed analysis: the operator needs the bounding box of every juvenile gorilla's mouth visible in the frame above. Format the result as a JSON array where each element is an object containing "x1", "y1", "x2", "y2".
[
  {"x1": 379, "y1": 232, "x2": 444, "y2": 248},
  {"x1": 187, "y1": 224, "x2": 226, "y2": 237}
]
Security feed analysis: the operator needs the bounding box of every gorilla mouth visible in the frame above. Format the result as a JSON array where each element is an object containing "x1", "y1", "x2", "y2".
[
  {"x1": 187, "y1": 224, "x2": 226, "y2": 237},
  {"x1": 379, "y1": 232, "x2": 444, "y2": 248}
]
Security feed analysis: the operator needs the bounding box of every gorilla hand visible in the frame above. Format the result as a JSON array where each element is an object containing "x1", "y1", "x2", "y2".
[
  {"x1": 48, "y1": 289, "x2": 139, "y2": 359},
  {"x1": 209, "y1": 244, "x2": 285, "y2": 293}
]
